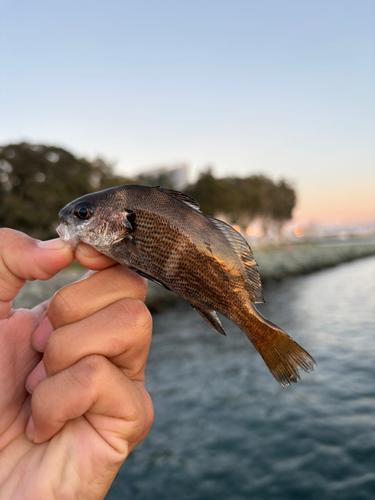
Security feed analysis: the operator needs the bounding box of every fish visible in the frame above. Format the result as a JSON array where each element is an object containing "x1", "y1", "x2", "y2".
[{"x1": 57, "y1": 184, "x2": 316, "y2": 386}]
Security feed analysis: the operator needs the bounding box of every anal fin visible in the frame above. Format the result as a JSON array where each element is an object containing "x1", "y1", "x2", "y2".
[{"x1": 194, "y1": 307, "x2": 227, "y2": 336}]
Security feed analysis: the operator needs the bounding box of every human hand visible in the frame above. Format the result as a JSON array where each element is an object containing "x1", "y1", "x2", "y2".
[{"x1": 0, "y1": 229, "x2": 153, "y2": 500}]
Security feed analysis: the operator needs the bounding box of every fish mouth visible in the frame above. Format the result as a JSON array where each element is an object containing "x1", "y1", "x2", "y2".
[{"x1": 56, "y1": 223, "x2": 79, "y2": 249}]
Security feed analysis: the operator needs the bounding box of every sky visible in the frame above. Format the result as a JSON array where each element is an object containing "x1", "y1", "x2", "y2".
[{"x1": 1, "y1": 0, "x2": 374, "y2": 225}]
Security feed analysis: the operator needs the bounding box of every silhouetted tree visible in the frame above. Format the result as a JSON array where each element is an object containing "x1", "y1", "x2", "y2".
[
  {"x1": 188, "y1": 172, "x2": 296, "y2": 228},
  {"x1": 185, "y1": 169, "x2": 240, "y2": 218}
]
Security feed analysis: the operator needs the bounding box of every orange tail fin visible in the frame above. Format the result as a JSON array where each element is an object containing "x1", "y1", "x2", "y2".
[{"x1": 245, "y1": 304, "x2": 316, "y2": 387}]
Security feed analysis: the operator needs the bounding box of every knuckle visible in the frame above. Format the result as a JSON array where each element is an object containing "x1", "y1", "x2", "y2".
[
  {"x1": 43, "y1": 331, "x2": 63, "y2": 373},
  {"x1": 48, "y1": 286, "x2": 80, "y2": 327},
  {"x1": 75, "y1": 354, "x2": 108, "y2": 386},
  {"x1": 31, "y1": 382, "x2": 58, "y2": 422},
  {"x1": 142, "y1": 391, "x2": 154, "y2": 434},
  {"x1": 117, "y1": 298, "x2": 152, "y2": 334},
  {"x1": 127, "y1": 387, "x2": 154, "y2": 445},
  {"x1": 105, "y1": 265, "x2": 148, "y2": 300},
  {"x1": 127, "y1": 270, "x2": 148, "y2": 300},
  {"x1": 129, "y1": 299, "x2": 152, "y2": 332},
  {"x1": 31, "y1": 383, "x2": 47, "y2": 413}
]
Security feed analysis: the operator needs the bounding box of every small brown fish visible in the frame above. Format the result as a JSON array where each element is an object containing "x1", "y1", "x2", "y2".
[{"x1": 57, "y1": 185, "x2": 316, "y2": 386}]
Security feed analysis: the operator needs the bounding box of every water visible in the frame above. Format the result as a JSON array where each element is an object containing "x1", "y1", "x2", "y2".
[{"x1": 107, "y1": 256, "x2": 375, "y2": 500}]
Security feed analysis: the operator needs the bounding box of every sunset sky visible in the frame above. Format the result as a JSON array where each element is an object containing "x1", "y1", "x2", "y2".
[{"x1": 1, "y1": 0, "x2": 374, "y2": 225}]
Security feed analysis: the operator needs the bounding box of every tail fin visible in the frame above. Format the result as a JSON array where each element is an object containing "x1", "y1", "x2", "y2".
[{"x1": 246, "y1": 304, "x2": 316, "y2": 387}]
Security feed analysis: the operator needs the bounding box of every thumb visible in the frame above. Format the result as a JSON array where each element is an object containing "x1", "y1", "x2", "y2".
[{"x1": 0, "y1": 229, "x2": 74, "y2": 318}]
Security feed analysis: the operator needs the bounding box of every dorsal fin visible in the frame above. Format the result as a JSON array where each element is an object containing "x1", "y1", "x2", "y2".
[
  {"x1": 156, "y1": 187, "x2": 201, "y2": 212},
  {"x1": 208, "y1": 216, "x2": 264, "y2": 303}
]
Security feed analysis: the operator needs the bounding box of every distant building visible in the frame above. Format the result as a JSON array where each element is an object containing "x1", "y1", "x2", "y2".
[{"x1": 136, "y1": 164, "x2": 189, "y2": 190}]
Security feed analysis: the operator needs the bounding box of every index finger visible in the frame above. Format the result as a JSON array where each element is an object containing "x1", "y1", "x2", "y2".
[{"x1": 0, "y1": 229, "x2": 123, "y2": 317}]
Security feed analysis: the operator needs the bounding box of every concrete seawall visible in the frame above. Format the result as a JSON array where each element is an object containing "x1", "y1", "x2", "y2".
[
  {"x1": 256, "y1": 241, "x2": 375, "y2": 281},
  {"x1": 12, "y1": 241, "x2": 375, "y2": 312}
]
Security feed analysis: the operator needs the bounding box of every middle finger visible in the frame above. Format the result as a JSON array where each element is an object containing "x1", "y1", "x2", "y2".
[{"x1": 27, "y1": 297, "x2": 152, "y2": 390}]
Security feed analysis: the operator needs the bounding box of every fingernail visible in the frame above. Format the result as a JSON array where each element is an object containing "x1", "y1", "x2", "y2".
[
  {"x1": 77, "y1": 242, "x2": 101, "y2": 257},
  {"x1": 25, "y1": 415, "x2": 35, "y2": 441},
  {"x1": 33, "y1": 316, "x2": 54, "y2": 352},
  {"x1": 37, "y1": 238, "x2": 67, "y2": 250},
  {"x1": 26, "y1": 360, "x2": 47, "y2": 394}
]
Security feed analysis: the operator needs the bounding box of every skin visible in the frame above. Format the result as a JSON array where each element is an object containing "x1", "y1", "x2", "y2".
[{"x1": 0, "y1": 229, "x2": 154, "y2": 500}]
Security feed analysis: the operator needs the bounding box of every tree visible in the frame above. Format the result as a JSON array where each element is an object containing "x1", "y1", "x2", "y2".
[
  {"x1": 185, "y1": 169, "x2": 240, "y2": 219},
  {"x1": 269, "y1": 180, "x2": 296, "y2": 223},
  {"x1": 226, "y1": 175, "x2": 296, "y2": 227},
  {"x1": 186, "y1": 171, "x2": 296, "y2": 229}
]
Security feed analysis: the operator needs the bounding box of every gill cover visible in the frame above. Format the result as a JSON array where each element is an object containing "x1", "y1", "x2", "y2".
[{"x1": 99, "y1": 209, "x2": 136, "y2": 246}]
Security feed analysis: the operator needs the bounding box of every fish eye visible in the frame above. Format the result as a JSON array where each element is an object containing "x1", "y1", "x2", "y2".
[{"x1": 74, "y1": 202, "x2": 94, "y2": 220}]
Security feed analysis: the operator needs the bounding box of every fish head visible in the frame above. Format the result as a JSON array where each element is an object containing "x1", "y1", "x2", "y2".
[{"x1": 57, "y1": 188, "x2": 135, "y2": 249}]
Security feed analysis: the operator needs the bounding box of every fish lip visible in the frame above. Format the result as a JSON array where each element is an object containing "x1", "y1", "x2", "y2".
[{"x1": 56, "y1": 223, "x2": 79, "y2": 249}]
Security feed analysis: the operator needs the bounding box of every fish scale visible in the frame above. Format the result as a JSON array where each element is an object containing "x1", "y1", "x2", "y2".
[{"x1": 57, "y1": 184, "x2": 316, "y2": 386}]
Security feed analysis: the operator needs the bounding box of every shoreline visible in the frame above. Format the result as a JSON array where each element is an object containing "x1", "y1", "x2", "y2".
[
  {"x1": 12, "y1": 241, "x2": 375, "y2": 312},
  {"x1": 255, "y1": 240, "x2": 375, "y2": 281}
]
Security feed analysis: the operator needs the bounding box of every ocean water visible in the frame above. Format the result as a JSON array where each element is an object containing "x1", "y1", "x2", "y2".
[{"x1": 107, "y1": 256, "x2": 375, "y2": 500}]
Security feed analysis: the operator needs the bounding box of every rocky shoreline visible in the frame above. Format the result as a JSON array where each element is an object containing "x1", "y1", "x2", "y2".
[{"x1": 12, "y1": 241, "x2": 375, "y2": 312}]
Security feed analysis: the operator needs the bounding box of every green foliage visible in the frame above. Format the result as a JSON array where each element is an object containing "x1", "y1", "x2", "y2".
[{"x1": 0, "y1": 142, "x2": 132, "y2": 239}]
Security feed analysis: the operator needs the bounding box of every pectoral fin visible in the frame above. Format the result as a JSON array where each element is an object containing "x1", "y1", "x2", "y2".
[
  {"x1": 131, "y1": 269, "x2": 172, "y2": 290},
  {"x1": 124, "y1": 237, "x2": 146, "y2": 265},
  {"x1": 194, "y1": 307, "x2": 227, "y2": 336},
  {"x1": 123, "y1": 210, "x2": 135, "y2": 231}
]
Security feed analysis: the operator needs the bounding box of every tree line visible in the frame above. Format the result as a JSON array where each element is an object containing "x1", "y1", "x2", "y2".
[{"x1": 0, "y1": 142, "x2": 296, "y2": 239}]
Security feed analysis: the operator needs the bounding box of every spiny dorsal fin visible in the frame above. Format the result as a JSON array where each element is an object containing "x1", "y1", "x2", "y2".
[
  {"x1": 208, "y1": 216, "x2": 264, "y2": 303},
  {"x1": 156, "y1": 187, "x2": 201, "y2": 212}
]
